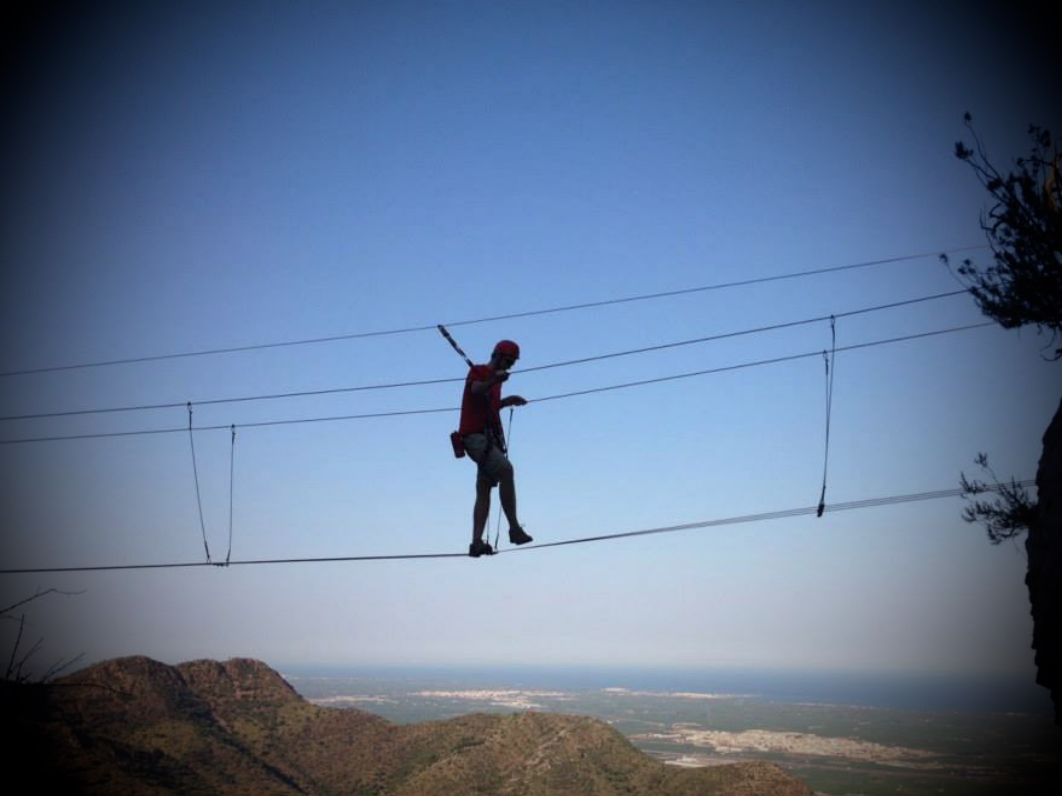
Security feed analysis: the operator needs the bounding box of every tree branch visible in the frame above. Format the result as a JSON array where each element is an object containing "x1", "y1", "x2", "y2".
[{"x1": 960, "y1": 453, "x2": 1038, "y2": 544}]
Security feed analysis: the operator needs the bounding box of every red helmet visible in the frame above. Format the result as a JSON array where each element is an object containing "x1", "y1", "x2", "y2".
[{"x1": 493, "y1": 339, "x2": 520, "y2": 360}]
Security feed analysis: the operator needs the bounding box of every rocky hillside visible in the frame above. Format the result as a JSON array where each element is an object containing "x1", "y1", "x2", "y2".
[{"x1": 2, "y1": 655, "x2": 813, "y2": 796}]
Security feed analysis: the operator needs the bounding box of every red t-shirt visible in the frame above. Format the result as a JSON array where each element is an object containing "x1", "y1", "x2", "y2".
[{"x1": 458, "y1": 364, "x2": 503, "y2": 436}]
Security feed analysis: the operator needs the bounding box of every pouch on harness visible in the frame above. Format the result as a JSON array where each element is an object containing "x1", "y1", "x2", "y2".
[
  {"x1": 449, "y1": 427, "x2": 504, "y2": 461},
  {"x1": 450, "y1": 431, "x2": 466, "y2": 458}
]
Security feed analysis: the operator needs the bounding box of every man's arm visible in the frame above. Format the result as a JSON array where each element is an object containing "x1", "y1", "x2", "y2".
[{"x1": 470, "y1": 369, "x2": 509, "y2": 396}]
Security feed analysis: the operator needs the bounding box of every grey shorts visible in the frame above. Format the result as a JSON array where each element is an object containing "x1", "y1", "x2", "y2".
[{"x1": 462, "y1": 432, "x2": 512, "y2": 485}]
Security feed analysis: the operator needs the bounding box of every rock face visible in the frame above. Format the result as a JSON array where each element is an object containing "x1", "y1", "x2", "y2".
[
  {"x1": 3, "y1": 655, "x2": 814, "y2": 796},
  {"x1": 1029, "y1": 396, "x2": 1062, "y2": 725}
]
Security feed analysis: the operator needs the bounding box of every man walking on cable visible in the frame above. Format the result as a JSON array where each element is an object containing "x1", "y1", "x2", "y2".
[{"x1": 458, "y1": 339, "x2": 532, "y2": 557}]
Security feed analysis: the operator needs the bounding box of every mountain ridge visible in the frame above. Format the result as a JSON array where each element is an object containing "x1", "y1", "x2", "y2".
[{"x1": 3, "y1": 655, "x2": 813, "y2": 795}]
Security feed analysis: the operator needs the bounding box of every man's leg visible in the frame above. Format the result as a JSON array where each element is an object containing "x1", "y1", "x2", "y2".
[
  {"x1": 473, "y1": 473, "x2": 493, "y2": 543},
  {"x1": 497, "y1": 463, "x2": 519, "y2": 531},
  {"x1": 497, "y1": 461, "x2": 532, "y2": 544}
]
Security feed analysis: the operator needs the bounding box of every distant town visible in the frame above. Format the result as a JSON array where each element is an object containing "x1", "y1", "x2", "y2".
[{"x1": 292, "y1": 674, "x2": 1058, "y2": 796}]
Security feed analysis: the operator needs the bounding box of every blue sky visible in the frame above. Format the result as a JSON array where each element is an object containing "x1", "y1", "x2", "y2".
[{"x1": 1, "y1": 1, "x2": 1059, "y2": 686}]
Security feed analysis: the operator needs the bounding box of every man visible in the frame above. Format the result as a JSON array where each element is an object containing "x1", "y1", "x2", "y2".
[{"x1": 458, "y1": 339, "x2": 533, "y2": 557}]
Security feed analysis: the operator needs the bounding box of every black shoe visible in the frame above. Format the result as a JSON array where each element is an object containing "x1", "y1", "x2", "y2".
[
  {"x1": 508, "y1": 526, "x2": 533, "y2": 545},
  {"x1": 469, "y1": 539, "x2": 494, "y2": 558}
]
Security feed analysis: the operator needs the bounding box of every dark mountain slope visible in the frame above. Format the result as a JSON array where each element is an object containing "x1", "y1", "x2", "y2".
[{"x1": 3, "y1": 655, "x2": 812, "y2": 796}]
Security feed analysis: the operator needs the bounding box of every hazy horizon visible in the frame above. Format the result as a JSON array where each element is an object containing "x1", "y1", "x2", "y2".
[{"x1": 277, "y1": 661, "x2": 1054, "y2": 716}]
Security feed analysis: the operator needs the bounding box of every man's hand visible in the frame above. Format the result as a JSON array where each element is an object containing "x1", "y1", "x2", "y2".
[{"x1": 502, "y1": 395, "x2": 527, "y2": 407}]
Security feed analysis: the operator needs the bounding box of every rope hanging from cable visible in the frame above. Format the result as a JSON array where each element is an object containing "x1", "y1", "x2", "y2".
[
  {"x1": 492, "y1": 406, "x2": 515, "y2": 551},
  {"x1": 226, "y1": 424, "x2": 236, "y2": 565},
  {"x1": 817, "y1": 316, "x2": 836, "y2": 517},
  {"x1": 188, "y1": 402, "x2": 212, "y2": 562},
  {"x1": 187, "y1": 403, "x2": 238, "y2": 565}
]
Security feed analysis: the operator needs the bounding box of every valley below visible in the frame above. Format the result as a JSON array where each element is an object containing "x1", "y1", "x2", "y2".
[{"x1": 290, "y1": 670, "x2": 1060, "y2": 796}]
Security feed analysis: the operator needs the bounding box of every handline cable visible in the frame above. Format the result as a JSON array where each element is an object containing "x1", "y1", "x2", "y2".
[
  {"x1": 517, "y1": 290, "x2": 964, "y2": 376},
  {"x1": 436, "y1": 250, "x2": 977, "y2": 331},
  {"x1": 528, "y1": 322, "x2": 992, "y2": 405},
  {"x1": 0, "y1": 480, "x2": 1032, "y2": 574},
  {"x1": 0, "y1": 322, "x2": 995, "y2": 444},
  {"x1": 0, "y1": 246, "x2": 985, "y2": 377},
  {"x1": 0, "y1": 406, "x2": 459, "y2": 444},
  {"x1": 1, "y1": 290, "x2": 968, "y2": 423},
  {"x1": 0, "y1": 375, "x2": 464, "y2": 421}
]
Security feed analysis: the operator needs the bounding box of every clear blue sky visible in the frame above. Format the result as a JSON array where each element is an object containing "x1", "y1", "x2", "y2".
[{"x1": 1, "y1": 1, "x2": 1059, "y2": 682}]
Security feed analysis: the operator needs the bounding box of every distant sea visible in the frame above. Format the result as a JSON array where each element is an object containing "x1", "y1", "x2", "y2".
[{"x1": 282, "y1": 663, "x2": 1053, "y2": 716}]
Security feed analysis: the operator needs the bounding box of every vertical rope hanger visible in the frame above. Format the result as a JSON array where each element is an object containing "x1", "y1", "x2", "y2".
[
  {"x1": 225, "y1": 424, "x2": 236, "y2": 566},
  {"x1": 187, "y1": 404, "x2": 238, "y2": 565},
  {"x1": 492, "y1": 407, "x2": 515, "y2": 551},
  {"x1": 817, "y1": 316, "x2": 836, "y2": 517},
  {"x1": 187, "y1": 402, "x2": 212, "y2": 562}
]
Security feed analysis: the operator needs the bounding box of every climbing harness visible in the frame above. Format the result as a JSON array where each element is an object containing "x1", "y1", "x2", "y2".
[{"x1": 438, "y1": 324, "x2": 509, "y2": 459}]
